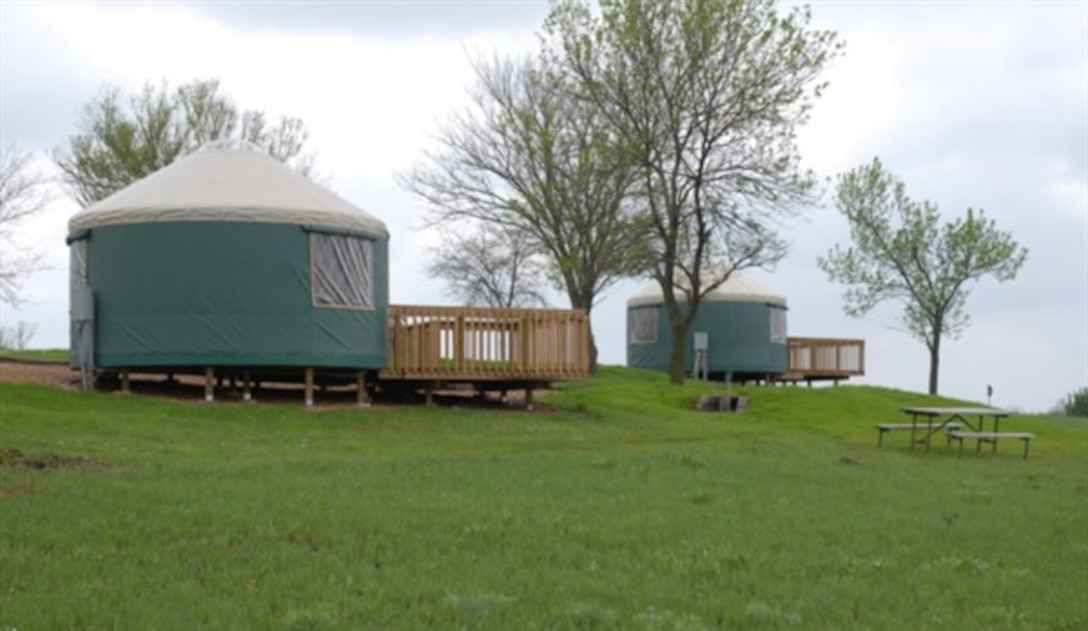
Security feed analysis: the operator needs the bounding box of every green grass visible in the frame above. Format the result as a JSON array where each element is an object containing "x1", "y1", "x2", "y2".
[
  {"x1": 0, "y1": 348, "x2": 68, "y2": 362},
  {"x1": 2, "y1": 366, "x2": 1086, "y2": 629}
]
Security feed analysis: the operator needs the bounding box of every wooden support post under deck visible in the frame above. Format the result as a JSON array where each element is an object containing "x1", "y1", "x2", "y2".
[
  {"x1": 525, "y1": 388, "x2": 534, "y2": 411},
  {"x1": 120, "y1": 372, "x2": 130, "y2": 393},
  {"x1": 356, "y1": 372, "x2": 370, "y2": 407},
  {"x1": 424, "y1": 382, "x2": 434, "y2": 406},
  {"x1": 204, "y1": 367, "x2": 215, "y2": 403},
  {"x1": 304, "y1": 367, "x2": 315, "y2": 407},
  {"x1": 242, "y1": 369, "x2": 252, "y2": 402}
]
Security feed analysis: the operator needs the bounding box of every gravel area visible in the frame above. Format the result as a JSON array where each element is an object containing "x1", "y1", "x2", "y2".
[{"x1": 0, "y1": 359, "x2": 75, "y2": 387}]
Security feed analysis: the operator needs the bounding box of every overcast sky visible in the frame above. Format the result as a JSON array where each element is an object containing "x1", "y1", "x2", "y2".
[{"x1": 1, "y1": 0, "x2": 1085, "y2": 412}]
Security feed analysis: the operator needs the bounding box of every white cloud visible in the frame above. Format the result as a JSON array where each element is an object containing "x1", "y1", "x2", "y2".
[{"x1": 1043, "y1": 165, "x2": 1088, "y2": 219}]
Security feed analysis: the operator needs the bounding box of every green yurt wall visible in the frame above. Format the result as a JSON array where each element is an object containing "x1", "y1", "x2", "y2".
[{"x1": 626, "y1": 274, "x2": 788, "y2": 377}]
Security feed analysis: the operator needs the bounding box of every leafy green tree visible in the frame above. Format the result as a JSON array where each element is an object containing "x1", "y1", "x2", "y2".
[
  {"x1": 0, "y1": 145, "x2": 52, "y2": 307},
  {"x1": 819, "y1": 158, "x2": 1028, "y2": 395},
  {"x1": 54, "y1": 78, "x2": 313, "y2": 207},
  {"x1": 544, "y1": 0, "x2": 841, "y2": 384},
  {"x1": 399, "y1": 54, "x2": 640, "y2": 369}
]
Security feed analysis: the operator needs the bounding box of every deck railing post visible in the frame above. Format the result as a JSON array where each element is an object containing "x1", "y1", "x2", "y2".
[{"x1": 454, "y1": 315, "x2": 465, "y2": 374}]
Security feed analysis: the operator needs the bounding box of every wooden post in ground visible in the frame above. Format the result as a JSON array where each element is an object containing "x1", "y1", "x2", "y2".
[
  {"x1": 304, "y1": 367, "x2": 315, "y2": 407},
  {"x1": 242, "y1": 369, "x2": 253, "y2": 402},
  {"x1": 525, "y1": 388, "x2": 534, "y2": 411},
  {"x1": 120, "y1": 372, "x2": 130, "y2": 393},
  {"x1": 356, "y1": 372, "x2": 370, "y2": 407},
  {"x1": 204, "y1": 367, "x2": 215, "y2": 403}
]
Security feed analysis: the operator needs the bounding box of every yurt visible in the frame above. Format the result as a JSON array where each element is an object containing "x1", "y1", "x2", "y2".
[
  {"x1": 67, "y1": 143, "x2": 389, "y2": 383},
  {"x1": 626, "y1": 273, "x2": 788, "y2": 379}
]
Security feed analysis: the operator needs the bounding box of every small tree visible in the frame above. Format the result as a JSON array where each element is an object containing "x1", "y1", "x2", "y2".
[
  {"x1": 819, "y1": 157, "x2": 1028, "y2": 395},
  {"x1": 545, "y1": 0, "x2": 840, "y2": 384},
  {"x1": 427, "y1": 223, "x2": 549, "y2": 308},
  {"x1": 54, "y1": 78, "x2": 313, "y2": 207},
  {"x1": 0, "y1": 321, "x2": 37, "y2": 350},
  {"x1": 0, "y1": 145, "x2": 52, "y2": 307}
]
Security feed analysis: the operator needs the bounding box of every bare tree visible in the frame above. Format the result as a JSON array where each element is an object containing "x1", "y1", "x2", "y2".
[
  {"x1": 54, "y1": 78, "x2": 314, "y2": 207},
  {"x1": 0, "y1": 320, "x2": 37, "y2": 350},
  {"x1": 0, "y1": 145, "x2": 52, "y2": 307},
  {"x1": 399, "y1": 54, "x2": 640, "y2": 368},
  {"x1": 427, "y1": 223, "x2": 549, "y2": 308},
  {"x1": 545, "y1": 0, "x2": 841, "y2": 384},
  {"x1": 819, "y1": 158, "x2": 1028, "y2": 395}
]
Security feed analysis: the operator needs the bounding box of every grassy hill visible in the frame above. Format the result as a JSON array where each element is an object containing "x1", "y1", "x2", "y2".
[{"x1": 1, "y1": 366, "x2": 1085, "y2": 629}]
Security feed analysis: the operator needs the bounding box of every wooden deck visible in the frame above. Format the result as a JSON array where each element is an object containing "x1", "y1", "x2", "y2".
[
  {"x1": 379, "y1": 305, "x2": 590, "y2": 382},
  {"x1": 778, "y1": 336, "x2": 866, "y2": 384}
]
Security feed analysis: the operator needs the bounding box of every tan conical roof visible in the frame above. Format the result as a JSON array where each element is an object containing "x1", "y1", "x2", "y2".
[
  {"x1": 68, "y1": 146, "x2": 387, "y2": 236},
  {"x1": 627, "y1": 272, "x2": 786, "y2": 307}
]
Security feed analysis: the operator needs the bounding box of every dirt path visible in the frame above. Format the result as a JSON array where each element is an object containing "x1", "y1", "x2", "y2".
[{"x1": 0, "y1": 359, "x2": 74, "y2": 387}]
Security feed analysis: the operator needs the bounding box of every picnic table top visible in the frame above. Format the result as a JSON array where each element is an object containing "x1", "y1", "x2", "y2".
[{"x1": 899, "y1": 406, "x2": 1014, "y2": 417}]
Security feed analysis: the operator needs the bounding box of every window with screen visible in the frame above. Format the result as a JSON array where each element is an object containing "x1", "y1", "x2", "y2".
[
  {"x1": 310, "y1": 233, "x2": 374, "y2": 309},
  {"x1": 629, "y1": 307, "x2": 659, "y2": 344},
  {"x1": 70, "y1": 239, "x2": 88, "y2": 291},
  {"x1": 769, "y1": 305, "x2": 788, "y2": 344}
]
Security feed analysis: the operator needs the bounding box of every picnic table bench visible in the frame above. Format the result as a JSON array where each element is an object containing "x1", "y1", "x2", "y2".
[
  {"x1": 875, "y1": 422, "x2": 963, "y2": 447},
  {"x1": 947, "y1": 431, "x2": 1036, "y2": 460}
]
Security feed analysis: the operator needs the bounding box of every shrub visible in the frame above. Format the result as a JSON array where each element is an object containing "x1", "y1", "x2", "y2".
[{"x1": 1060, "y1": 387, "x2": 1088, "y2": 417}]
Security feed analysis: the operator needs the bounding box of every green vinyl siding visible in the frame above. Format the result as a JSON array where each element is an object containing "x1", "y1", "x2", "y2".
[
  {"x1": 79, "y1": 221, "x2": 387, "y2": 369},
  {"x1": 626, "y1": 300, "x2": 787, "y2": 375}
]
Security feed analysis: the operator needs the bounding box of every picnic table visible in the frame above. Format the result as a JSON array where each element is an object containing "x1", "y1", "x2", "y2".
[{"x1": 876, "y1": 407, "x2": 1034, "y2": 458}]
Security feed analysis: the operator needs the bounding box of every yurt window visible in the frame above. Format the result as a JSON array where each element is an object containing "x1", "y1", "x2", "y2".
[
  {"x1": 70, "y1": 238, "x2": 88, "y2": 291},
  {"x1": 629, "y1": 307, "x2": 658, "y2": 344},
  {"x1": 769, "y1": 305, "x2": 787, "y2": 344},
  {"x1": 310, "y1": 233, "x2": 374, "y2": 309}
]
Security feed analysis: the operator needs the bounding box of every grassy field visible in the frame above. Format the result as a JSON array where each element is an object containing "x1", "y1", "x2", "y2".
[
  {"x1": 1, "y1": 366, "x2": 1086, "y2": 630},
  {"x1": 0, "y1": 348, "x2": 68, "y2": 362}
]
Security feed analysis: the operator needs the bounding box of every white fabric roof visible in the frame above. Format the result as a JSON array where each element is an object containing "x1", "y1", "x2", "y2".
[
  {"x1": 627, "y1": 272, "x2": 787, "y2": 307},
  {"x1": 69, "y1": 147, "x2": 388, "y2": 236}
]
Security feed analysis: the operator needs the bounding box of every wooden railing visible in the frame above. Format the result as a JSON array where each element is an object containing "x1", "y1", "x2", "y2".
[
  {"x1": 784, "y1": 337, "x2": 866, "y2": 380},
  {"x1": 380, "y1": 305, "x2": 590, "y2": 381}
]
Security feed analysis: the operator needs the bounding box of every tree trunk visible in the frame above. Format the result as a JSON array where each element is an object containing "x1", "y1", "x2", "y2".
[
  {"x1": 586, "y1": 318, "x2": 599, "y2": 374},
  {"x1": 567, "y1": 289, "x2": 599, "y2": 373},
  {"x1": 667, "y1": 318, "x2": 687, "y2": 385},
  {"x1": 927, "y1": 335, "x2": 941, "y2": 395}
]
